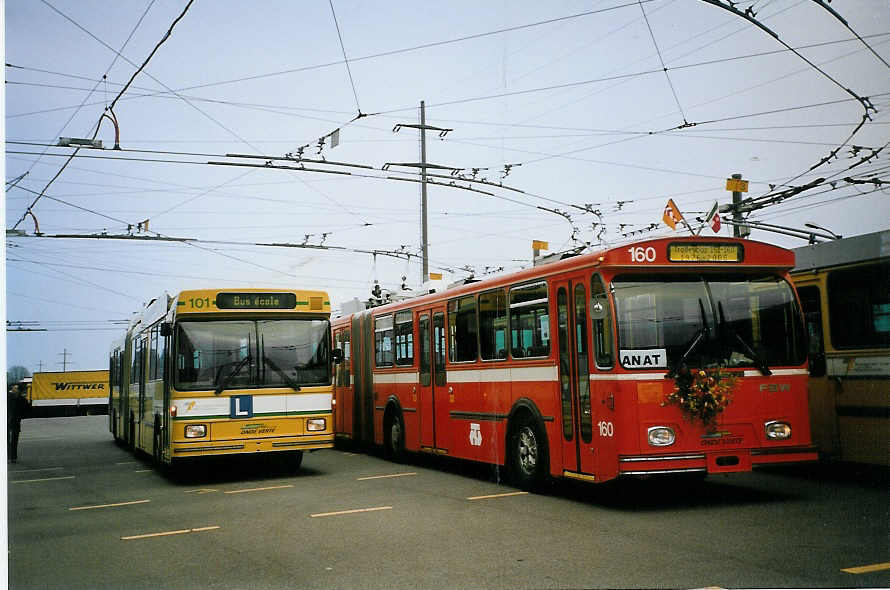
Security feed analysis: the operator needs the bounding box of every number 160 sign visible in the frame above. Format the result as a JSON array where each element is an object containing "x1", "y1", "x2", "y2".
[{"x1": 628, "y1": 246, "x2": 656, "y2": 263}]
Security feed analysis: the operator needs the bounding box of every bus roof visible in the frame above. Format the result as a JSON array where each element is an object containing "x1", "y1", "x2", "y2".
[
  {"x1": 334, "y1": 236, "x2": 795, "y2": 319},
  {"x1": 793, "y1": 229, "x2": 890, "y2": 272},
  {"x1": 172, "y1": 288, "x2": 331, "y2": 316}
]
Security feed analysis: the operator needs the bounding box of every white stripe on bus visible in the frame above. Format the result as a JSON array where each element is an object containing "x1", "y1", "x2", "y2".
[
  {"x1": 172, "y1": 393, "x2": 332, "y2": 418},
  {"x1": 447, "y1": 365, "x2": 558, "y2": 383},
  {"x1": 372, "y1": 373, "x2": 419, "y2": 385}
]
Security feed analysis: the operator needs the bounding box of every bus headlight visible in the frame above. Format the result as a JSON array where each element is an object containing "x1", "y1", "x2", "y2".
[
  {"x1": 765, "y1": 421, "x2": 791, "y2": 440},
  {"x1": 184, "y1": 424, "x2": 207, "y2": 438},
  {"x1": 648, "y1": 426, "x2": 675, "y2": 447},
  {"x1": 307, "y1": 418, "x2": 327, "y2": 432}
]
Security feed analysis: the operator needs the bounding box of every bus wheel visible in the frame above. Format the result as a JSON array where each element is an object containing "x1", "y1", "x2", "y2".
[
  {"x1": 291, "y1": 450, "x2": 304, "y2": 472},
  {"x1": 383, "y1": 409, "x2": 405, "y2": 463},
  {"x1": 152, "y1": 420, "x2": 162, "y2": 467},
  {"x1": 509, "y1": 416, "x2": 548, "y2": 491}
]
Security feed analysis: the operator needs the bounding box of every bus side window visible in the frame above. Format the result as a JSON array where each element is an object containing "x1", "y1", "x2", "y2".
[
  {"x1": 375, "y1": 315, "x2": 394, "y2": 368},
  {"x1": 797, "y1": 285, "x2": 826, "y2": 377},
  {"x1": 508, "y1": 281, "x2": 550, "y2": 359},
  {"x1": 449, "y1": 295, "x2": 478, "y2": 362},
  {"x1": 395, "y1": 311, "x2": 414, "y2": 366},
  {"x1": 479, "y1": 289, "x2": 508, "y2": 361},
  {"x1": 419, "y1": 316, "x2": 431, "y2": 387},
  {"x1": 591, "y1": 274, "x2": 614, "y2": 369}
]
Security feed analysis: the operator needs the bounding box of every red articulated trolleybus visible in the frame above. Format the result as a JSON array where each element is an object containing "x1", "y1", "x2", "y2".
[{"x1": 332, "y1": 236, "x2": 818, "y2": 488}]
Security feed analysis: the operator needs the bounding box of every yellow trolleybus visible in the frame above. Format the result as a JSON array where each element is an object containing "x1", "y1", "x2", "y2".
[
  {"x1": 792, "y1": 230, "x2": 890, "y2": 466},
  {"x1": 110, "y1": 288, "x2": 336, "y2": 469}
]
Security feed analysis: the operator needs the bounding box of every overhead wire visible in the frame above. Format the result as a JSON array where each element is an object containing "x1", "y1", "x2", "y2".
[
  {"x1": 328, "y1": 0, "x2": 362, "y2": 117},
  {"x1": 637, "y1": 0, "x2": 688, "y2": 126},
  {"x1": 12, "y1": 0, "x2": 188, "y2": 230}
]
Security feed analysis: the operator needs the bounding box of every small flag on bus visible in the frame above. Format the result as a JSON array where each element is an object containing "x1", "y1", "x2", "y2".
[
  {"x1": 704, "y1": 201, "x2": 721, "y2": 233},
  {"x1": 662, "y1": 199, "x2": 685, "y2": 230}
]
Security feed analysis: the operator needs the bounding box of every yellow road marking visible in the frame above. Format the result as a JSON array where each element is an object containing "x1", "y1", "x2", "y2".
[
  {"x1": 184, "y1": 488, "x2": 218, "y2": 494},
  {"x1": 357, "y1": 472, "x2": 417, "y2": 481},
  {"x1": 11, "y1": 476, "x2": 75, "y2": 484},
  {"x1": 121, "y1": 525, "x2": 220, "y2": 541},
  {"x1": 70, "y1": 499, "x2": 150, "y2": 511},
  {"x1": 223, "y1": 484, "x2": 293, "y2": 494},
  {"x1": 842, "y1": 562, "x2": 890, "y2": 574},
  {"x1": 467, "y1": 491, "x2": 529, "y2": 501},
  {"x1": 134, "y1": 469, "x2": 153, "y2": 473},
  {"x1": 310, "y1": 506, "x2": 393, "y2": 518}
]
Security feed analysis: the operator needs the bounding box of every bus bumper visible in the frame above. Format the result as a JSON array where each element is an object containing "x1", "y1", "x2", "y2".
[
  {"x1": 619, "y1": 445, "x2": 819, "y2": 476},
  {"x1": 171, "y1": 434, "x2": 334, "y2": 457}
]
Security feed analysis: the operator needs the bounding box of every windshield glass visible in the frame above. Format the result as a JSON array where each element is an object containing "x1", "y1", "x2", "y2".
[
  {"x1": 175, "y1": 318, "x2": 331, "y2": 391},
  {"x1": 612, "y1": 273, "x2": 806, "y2": 371}
]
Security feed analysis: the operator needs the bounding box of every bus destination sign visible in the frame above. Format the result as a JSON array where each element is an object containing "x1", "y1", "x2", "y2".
[
  {"x1": 668, "y1": 243, "x2": 743, "y2": 263},
  {"x1": 216, "y1": 292, "x2": 297, "y2": 309}
]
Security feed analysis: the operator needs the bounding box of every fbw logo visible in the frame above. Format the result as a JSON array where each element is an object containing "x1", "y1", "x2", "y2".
[
  {"x1": 468, "y1": 422, "x2": 482, "y2": 446},
  {"x1": 230, "y1": 395, "x2": 253, "y2": 418}
]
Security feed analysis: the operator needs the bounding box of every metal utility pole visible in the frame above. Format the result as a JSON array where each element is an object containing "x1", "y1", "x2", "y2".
[
  {"x1": 420, "y1": 101, "x2": 429, "y2": 282},
  {"x1": 58, "y1": 349, "x2": 71, "y2": 371},
  {"x1": 388, "y1": 101, "x2": 453, "y2": 283},
  {"x1": 727, "y1": 173, "x2": 750, "y2": 238}
]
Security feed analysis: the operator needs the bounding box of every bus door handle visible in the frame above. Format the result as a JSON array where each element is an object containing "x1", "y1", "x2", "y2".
[{"x1": 602, "y1": 393, "x2": 614, "y2": 411}]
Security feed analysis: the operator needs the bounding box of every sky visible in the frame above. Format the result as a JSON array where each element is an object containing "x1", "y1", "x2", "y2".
[{"x1": 4, "y1": 0, "x2": 890, "y2": 374}]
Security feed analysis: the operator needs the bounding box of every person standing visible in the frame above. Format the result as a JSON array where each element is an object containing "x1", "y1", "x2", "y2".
[{"x1": 8, "y1": 385, "x2": 29, "y2": 463}]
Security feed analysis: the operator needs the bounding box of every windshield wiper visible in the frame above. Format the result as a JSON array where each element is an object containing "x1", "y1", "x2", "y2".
[
  {"x1": 718, "y1": 302, "x2": 772, "y2": 376},
  {"x1": 214, "y1": 355, "x2": 251, "y2": 395},
  {"x1": 263, "y1": 356, "x2": 302, "y2": 392},
  {"x1": 667, "y1": 298, "x2": 710, "y2": 379}
]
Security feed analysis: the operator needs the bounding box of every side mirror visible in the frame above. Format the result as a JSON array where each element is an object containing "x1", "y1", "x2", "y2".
[
  {"x1": 590, "y1": 297, "x2": 608, "y2": 320},
  {"x1": 331, "y1": 348, "x2": 344, "y2": 364},
  {"x1": 160, "y1": 322, "x2": 173, "y2": 337},
  {"x1": 808, "y1": 352, "x2": 826, "y2": 378}
]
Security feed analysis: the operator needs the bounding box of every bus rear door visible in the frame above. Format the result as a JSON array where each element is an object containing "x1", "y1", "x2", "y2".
[{"x1": 417, "y1": 307, "x2": 448, "y2": 453}]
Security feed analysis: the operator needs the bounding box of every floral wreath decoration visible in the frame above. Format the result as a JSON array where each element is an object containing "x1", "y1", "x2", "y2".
[{"x1": 662, "y1": 365, "x2": 738, "y2": 432}]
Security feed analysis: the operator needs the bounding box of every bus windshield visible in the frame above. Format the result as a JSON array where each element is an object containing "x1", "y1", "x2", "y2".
[
  {"x1": 174, "y1": 318, "x2": 331, "y2": 391},
  {"x1": 612, "y1": 273, "x2": 806, "y2": 371}
]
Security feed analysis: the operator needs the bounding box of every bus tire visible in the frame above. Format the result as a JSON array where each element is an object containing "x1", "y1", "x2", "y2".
[
  {"x1": 111, "y1": 409, "x2": 120, "y2": 443},
  {"x1": 291, "y1": 450, "x2": 304, "y2": 472},
  {"x1": 152, "y1": 419, "x2": 162, "y2": 467},
  {"x1": 509, "y1": 414, "x2": 549, "y2": 492},
  {"x1": 383, "y1": 408, "x2": 406, "y2": 463}
]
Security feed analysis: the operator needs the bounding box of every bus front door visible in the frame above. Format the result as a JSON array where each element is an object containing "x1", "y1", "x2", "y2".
[{"x1": 555, "y1": 278, "x2": 596, "y2": 478}]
